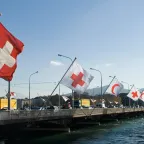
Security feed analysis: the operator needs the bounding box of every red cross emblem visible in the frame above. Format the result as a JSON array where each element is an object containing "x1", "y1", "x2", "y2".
[
  {"x1": 10, "y1": 92, "x2": 15, "y2": 96},
  {"x1": 131, "y1": 91, "x2": 138, "y2": 98},
  {"x1": 71, "y1": 72, "x2": 85, "y2": 88}
]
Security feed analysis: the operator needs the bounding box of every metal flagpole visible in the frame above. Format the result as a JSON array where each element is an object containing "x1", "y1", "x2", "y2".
[
  {"x1": 103, "y1": 76, "x2": 116, "y2": 95},
  {"x1": 8, "y1": 81, "x2": 11, "y2": 110},
  {"x1": 127, "y1": 84, "x2": 134, "y2": 107},
  {"x1": 48, "y1": 57, "x2": 77, "y2": 105}
]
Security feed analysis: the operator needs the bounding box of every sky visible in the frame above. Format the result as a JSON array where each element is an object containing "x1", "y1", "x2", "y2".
[{"x1": 0, "y1": 0, "x2": 144, "y2": 98}]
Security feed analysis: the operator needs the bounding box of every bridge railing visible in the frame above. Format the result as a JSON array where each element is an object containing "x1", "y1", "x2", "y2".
[
  {"x1": 0, "y1": 109, "x2": 74, "y2": 121},
  {"x1": 0, "y1": 107, "x2": 144, "y2": 121}
]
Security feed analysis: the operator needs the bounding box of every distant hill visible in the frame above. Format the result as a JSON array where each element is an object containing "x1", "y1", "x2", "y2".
[{"x1": 66, "y1": 85, "x2": 130, "y2": 96}]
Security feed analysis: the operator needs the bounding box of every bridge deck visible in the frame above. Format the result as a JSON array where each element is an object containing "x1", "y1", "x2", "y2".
[{"x1": 0, "y1": 108, "x2": 143, "y2": 125}]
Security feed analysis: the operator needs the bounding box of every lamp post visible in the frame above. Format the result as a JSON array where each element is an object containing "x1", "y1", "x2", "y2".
[
  {"x1": 90, "y1": 68, "x2": 103, "y2": 99},
  {"x1": 54, "y1": 82, "x2": 61, "y2": 109},
  {"x1": 121, "y1": 81, "x2": 130, "y2": 107},
  {"x1": 58, "y1": 54, "x2": 74, "y2": 108},
  {"x1": 29, "y1": 71, "x2": 38, "y2": 110}
]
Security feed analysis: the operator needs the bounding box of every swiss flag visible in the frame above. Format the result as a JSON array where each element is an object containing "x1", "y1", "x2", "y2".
[
  {"x1": 106, "y1": 78, "x2": 124, "y2": 96},
  {"x1": 0, "y1": 23, "x2": 24, "y2": 81},
  {"x1": 127, "y1": 86, "x2": 140, "y2": 101},
  {"x1": 60, "y1": 61, "x2": 94, "y2": 93}
]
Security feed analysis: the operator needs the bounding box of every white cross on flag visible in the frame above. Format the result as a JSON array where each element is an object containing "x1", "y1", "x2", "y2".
[
  {"x1": 106, "y1": 78, "x2": 124, "y2": 96},
  {"x1": 127, "y1": 86, "x2": 140, "y2": 101},
  {"x1": 60, "y1": 61, "x2": 94, "y2": 94},
  {"x1": 139, "y1": 90, "x2": 144, "y2": 102}
]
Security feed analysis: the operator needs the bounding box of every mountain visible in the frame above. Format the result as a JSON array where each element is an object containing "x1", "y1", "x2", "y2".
[
  {"x1": 86, "y1": 85, "x2": 130, "y2": 96},
  {"x1": 66, "y1": 85, "x2": 130, "y2": 96}
]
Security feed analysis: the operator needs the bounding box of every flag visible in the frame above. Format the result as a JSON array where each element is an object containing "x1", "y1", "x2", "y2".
[
  {"x1": 90, "y1": 99, "x2": 96, "y2": 103},
  {"x1": 127, "y1": 86, "x2": 140, "y2": 101},
  {"x1": 10, "y1": 92, "x2": 16, "y2": 98},
  {"x1": 106, "y1": 78, "x2": 124, "y2": 96},
  {"x1": 139, "y1": 90, "x2": 144, "y2": 102},
  {"x1": 0, "y1": 23, "x2": 24, "y2": 81},
  {"x1": 60, "y1": 61, "x2": 94, "y2": 93},
  {"x1": 62, "y1": 96, "x2": 69, "y2": 102}
]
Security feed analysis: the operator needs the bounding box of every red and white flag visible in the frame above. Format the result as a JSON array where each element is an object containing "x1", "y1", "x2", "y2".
[
  {"x1": 127, "y1": 86, "x2": 140, "y2": 101},
  {"x1": 139, "y1": 90, "x2": 144, "y2": 102},
  {"x1": 62, "y1": 96, "x2": 69, "y2": 102},
  {"x1": 0, "y1": 23, "x2": 24, "y2": 81},
  {"x1": 106, "y1": 78, "x2": 124, "y2": 96},
  {"x1": 90, "y1": 99, "x2": 96, "y2": 103},
  {"x1": 10, "y1": 92, "x2": 16, "y2": 98},
  {"x1": 60, "y1": 61, "x2": 94, "y2": 93}
]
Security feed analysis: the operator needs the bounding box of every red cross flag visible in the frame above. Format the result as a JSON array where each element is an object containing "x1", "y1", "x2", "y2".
[
  {"x1": 10, "y1": 92, "x2": 16, "y2": 98},
  {"x1": 127, "y1": 86, "x2": 140, "y2": 101},
  {"x1": 60, "y1": 61, "x2": 94, "y2": 93},
  {"x1": 139, "y1": 90, "x2": 144, "y2": 102},
  {"x1": 106, "y1": 78, "x2": 124, "y2": 96},
  {"x1": 0, "y1": 23, "x2": 24, "y2": 81}
]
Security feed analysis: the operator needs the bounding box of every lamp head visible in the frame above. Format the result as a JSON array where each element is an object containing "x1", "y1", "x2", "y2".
[{"x1": 58, "y1": 54, "x2": 62, "y2": 57}]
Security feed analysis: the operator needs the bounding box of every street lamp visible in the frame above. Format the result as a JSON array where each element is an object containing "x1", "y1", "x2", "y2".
[
  {"x1": 29, "y1": 71, "x2": 38, "y2": 110},
  {"x1": 109, "y1": 75, "x2": 117, "y2": 80},
  {"x1": 58, "y1": 54, "x2": 74, "y2": 108},
  {"x1": 54, "y1": 81, "x2": 61, "y2": 109},
  {"x1": 58, "y1": 54, "x2": 73, "y2": 61},
  {"x1": 90, "y1": 68, "x2": 103, "y2": 98}
]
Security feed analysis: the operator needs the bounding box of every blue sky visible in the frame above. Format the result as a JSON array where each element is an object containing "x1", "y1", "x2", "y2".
[{"x1": 0, "y1": 0, "x2": 144, "y2": 98}]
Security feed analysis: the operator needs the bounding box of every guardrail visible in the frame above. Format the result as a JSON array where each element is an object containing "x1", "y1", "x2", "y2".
[{"x1": 0, "y1": 108, "x2": 143, "y2": 125}]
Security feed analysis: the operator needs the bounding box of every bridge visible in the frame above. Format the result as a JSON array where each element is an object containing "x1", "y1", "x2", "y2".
[{"x1": 0, "y1": 107, "x2": 144, "y2": 125}]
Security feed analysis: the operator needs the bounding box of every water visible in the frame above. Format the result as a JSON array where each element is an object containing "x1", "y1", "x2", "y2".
[{"x1": 2, "y1": 117, "x2": 144, "y2": 144}]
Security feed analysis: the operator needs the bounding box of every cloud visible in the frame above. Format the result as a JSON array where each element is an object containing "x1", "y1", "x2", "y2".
[
  {"x1": 50, "y1": 60, "x2": 64, "y2": 66},
  {"x1": 105, "y1": 63, "x2": 113, "y2": 67}
]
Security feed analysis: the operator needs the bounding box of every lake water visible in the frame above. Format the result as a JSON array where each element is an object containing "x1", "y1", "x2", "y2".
[{"x1": 2, "y1": 117, "x2": 144, "y2": 144}]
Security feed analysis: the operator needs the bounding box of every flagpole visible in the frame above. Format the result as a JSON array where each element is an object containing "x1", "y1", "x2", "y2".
[
  {"x1": 127, "y1": 84, "x2": 134, "y2": 107},
  {"x1": 8, "y1": 81, "x2": 11, "y2": 110},
  {"x1": 121, "y1": 81, "x2": 131, "y2": 107},
  {"x1": 103, "y1": 76, "x2": 116, "y2": 95},
  {"x1": 48, "y1": 57, "x2": 77, "y2": 105}
]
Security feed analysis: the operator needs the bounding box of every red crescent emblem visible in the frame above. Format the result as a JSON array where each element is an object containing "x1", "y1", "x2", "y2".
[{"x1": 111, "y1": 84, "x2": 120, "y2": 95}]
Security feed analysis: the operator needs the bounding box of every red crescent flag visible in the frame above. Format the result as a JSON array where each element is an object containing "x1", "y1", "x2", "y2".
[
  {"x1": 106, "y1": 78, "x2": 124, "y2": 96},
  {"x1": 0, "y1": 23, "x2": 24, "y2": 81}
]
